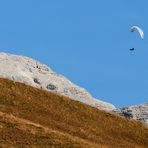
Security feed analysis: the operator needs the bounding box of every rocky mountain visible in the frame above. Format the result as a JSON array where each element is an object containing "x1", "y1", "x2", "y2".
[
  {"x1": 0, "y1": 52, "x2": 147, "y2": 126},
  {"x1": 0, "y1": 52, "x2": 115, "y2": 111},
  {"x1": 112, "y1": 103, "x2": 148, "y2": 125}
]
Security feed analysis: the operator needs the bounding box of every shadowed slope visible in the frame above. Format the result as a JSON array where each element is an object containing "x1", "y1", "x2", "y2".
[{"x1": 0, "y1": 78, "x2": 148, "y2": 147}]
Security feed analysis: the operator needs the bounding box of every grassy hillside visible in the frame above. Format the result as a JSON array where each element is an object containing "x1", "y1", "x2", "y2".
[{"x1": 0, "y1": 78, "x2": 148, "y2": 148}]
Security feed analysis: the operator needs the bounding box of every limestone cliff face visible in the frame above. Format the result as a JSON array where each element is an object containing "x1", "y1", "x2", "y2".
[
  {"x1": 112, "y1": 103, "x2": 148, "y2": 125},
  {"x1": 0, "y1": 52, "x2": 116, "y2": 111}
]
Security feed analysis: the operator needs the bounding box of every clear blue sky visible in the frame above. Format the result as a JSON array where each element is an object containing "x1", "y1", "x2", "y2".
[{"x1": 0, "y1": 0, "x2": 148, "y2": 108}]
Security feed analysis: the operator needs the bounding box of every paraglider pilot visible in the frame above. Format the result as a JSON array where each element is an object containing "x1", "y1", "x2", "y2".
[
  {"x1": 129, "y1": 26, "x2": 144, "y2": 51},
  {"x1": 129, "y1": 48, "x2": 134, "y2": 51}
]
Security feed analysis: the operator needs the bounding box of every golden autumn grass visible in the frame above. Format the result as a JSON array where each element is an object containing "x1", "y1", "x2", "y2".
[{"x1": 0, "y1": 78, "x2": 148, "y2": 148}]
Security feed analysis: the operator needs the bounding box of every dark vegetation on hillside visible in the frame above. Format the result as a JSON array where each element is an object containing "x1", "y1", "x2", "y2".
[{"x1": 0, "y1": 78, "x2": 148, "y2": 148}]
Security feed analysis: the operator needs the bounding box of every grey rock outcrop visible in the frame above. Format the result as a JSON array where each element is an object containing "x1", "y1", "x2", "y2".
[
  {"x1": 112, "y1": 103, "x2": 148, "y2": 125},
  {"x1": 0, "y1": 52, "x2": 116, "y2": 111}
]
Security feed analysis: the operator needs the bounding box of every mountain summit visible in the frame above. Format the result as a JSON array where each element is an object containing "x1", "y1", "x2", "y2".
[{"x1": 0, "y1": 52, "x2": 115, "y2": 111}]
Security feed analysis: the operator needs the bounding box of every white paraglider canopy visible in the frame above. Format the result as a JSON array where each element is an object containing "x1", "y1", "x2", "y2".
[{"x1": 131, "y1": 26, "x2": 144, "y2": 39}]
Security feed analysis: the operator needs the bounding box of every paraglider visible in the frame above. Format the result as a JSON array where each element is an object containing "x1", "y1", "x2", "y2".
[
  {"x1": 131, "y1": 26, "x2": 144, "y2": 39},
  {"x1": 129, "y1": 26, "x2": 144, "y2": 51}
]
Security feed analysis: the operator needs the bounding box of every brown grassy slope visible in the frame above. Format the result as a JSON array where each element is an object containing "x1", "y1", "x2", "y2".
[
  {"x1": 0, "y1": 111, "x2": 103, "y2": 148},
  {"x1": 0, "y1": 78, "x2": 148, "y2": 148}
]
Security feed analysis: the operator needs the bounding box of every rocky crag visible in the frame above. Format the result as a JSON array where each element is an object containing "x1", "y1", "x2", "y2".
[
  {"x1": 0, "y1": 52, "x2": 115, "y2": 111},
  {"x1": 112, "y1": 103, "x2": 148, "y2": 125}
]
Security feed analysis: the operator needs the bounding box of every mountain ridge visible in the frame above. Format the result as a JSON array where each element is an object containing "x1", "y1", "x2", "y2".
[
  {"x1": 0, "y1": 52, "x2": 115, "y2": 111},
  {"x1": 0, "y1": 52, "x2": 147, "y2": 125}
]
